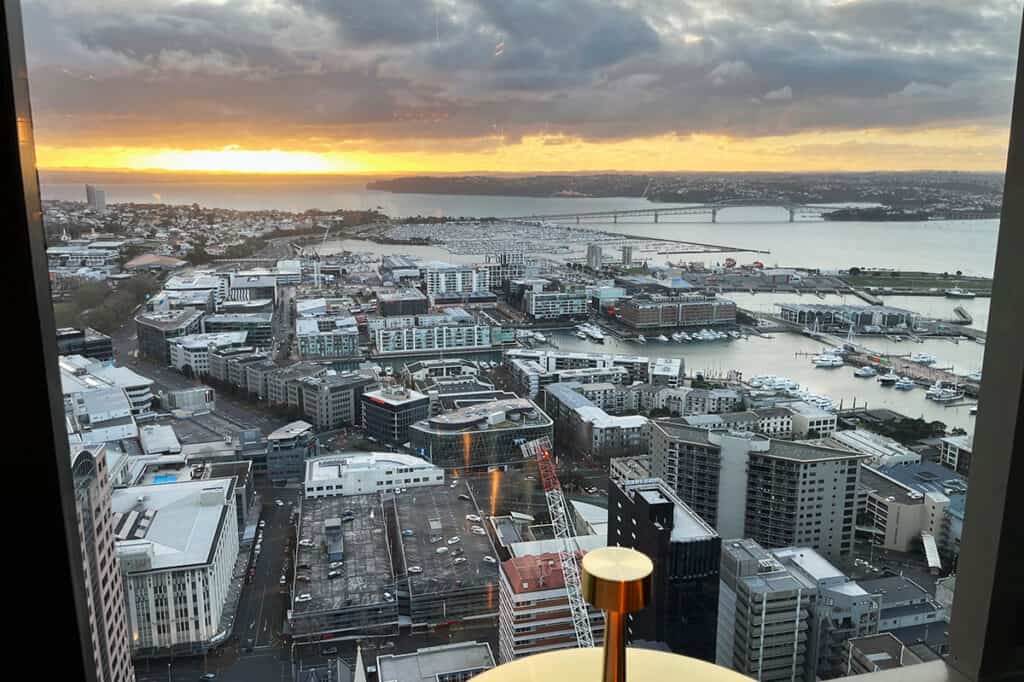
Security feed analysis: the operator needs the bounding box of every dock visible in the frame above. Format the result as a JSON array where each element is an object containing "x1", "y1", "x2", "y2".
[
  {"x1": 953, "y1": 306, "x2": 973, "y2": 325},
  {"x1": 849, "y1": 287, "x2": 884, "y2": 305}
]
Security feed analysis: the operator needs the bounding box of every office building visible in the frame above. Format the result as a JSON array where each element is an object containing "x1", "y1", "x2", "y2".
[
  {"x1": 115, "y1": 478, "x2": 239, "y2": 656},
  {"x1": 71, "y1": 445, "x2": 135, "y2": 682},
  {"x1": 164, "y1": 274, "x2": 223, "y2": 308},
  {"x1": 299, "y1": 372, "x2": 377, "y2": 430},
  {"x1": 859, "y1": 575, "x2": 947, "y2": 636},
  {"x1": 60, "y1": 354, "x2": 155, "y2": 419},
  {"x1": 377, "y1": 642, "x2": 495, "y2": 682},
  {"x1": 266, "y1": 362, "x2": 328, "y2": 410},
  {"x1": 498, "y1": 552, "x2": 606, "y2": 662},
  {"x1": 267, "y1": 420, "x2": 320, "y2": 482},
  {"x1": 201, "y1": 313, "x2": 273, "y2": 349},
  {"x1": 168, "y1": 331, "x2": 249, "y2": 377},
  {"x1": 621, "y1": 245, "x2": 634, "y2": 267},
  {"x1": 295, "y1": 317, "x2": 359, "y2": 359},
  {"x1": 482, "y1": 252, "x2": 527, "y2": 289},
  {"x1": 379, "y1": 288, "x2": 429, "y2": 316},
  {"x1": 649, "y1": 423, "x2": 865, "y2": 558},
  {"x1": 361, "y1": 385, "x2": 431, "y2": 445},
  {"x1": 608, "y1": 478, "x2": 720, "y2": 660},
  {"x1": 227, "y1": 273, "x2": 278, "y2": 304},
  {"x1": 408, "y1": 398, "x2": 553, "y2": 471},
  {"x1": 771, "y1": 546, "x2": 881, "y2": 678},
  {"x1": 845, "y1": 633, "x2": 925, "y2": 675},
  {"x1": 619, "y1": 294, "x2": 737, "y2": 329},
  {"x1": 940, "y1": 434, "x2": 974, "y2": 476},
  {"x1": 56, "y1": 327, "x2": 113, "y2": 361},
  {"x1": 858, "y1": 461, "x2": 966, "y2": 560},
  {"x1": 716, "y1": 539, "x2": 815, "y2": 681},
  {"x1": 304, "y1": 452, "x2": 444, "y2": 498},
  {"x1": 523, "y1": 290, "x2": 589, "y2": 320},
  {"x1": 86, "y1": 183, "x2": 107, "y2": 212},
  {"x1": 374, "y1": 324, "x2": 492, "y2": 355},
  {"x1": 586, "y1": 243, "x2": 603, "y2": 270},
  {"x1": 135, "y1": 309, "x2": 204, "y2": 365}
]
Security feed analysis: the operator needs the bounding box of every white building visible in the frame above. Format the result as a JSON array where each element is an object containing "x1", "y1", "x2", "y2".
[
  {"x1": 168, "y1": 332, "x2": 249, "y2": 376},
  {"x1": 786, "y1": 400, "x2": 839, "y2": 438},
  {"x1": 114, "y1": 479, "x2": 240, "y2": 655},
  {"x1": 586, "y1": 243, "x2": 603, "y2": 270},
  {"x1": 825, "y1": 429, "x2": 921, "y2": 467},
  {"x1": 374, "y1": 325, "x2": 491, "y2": 355},
  {"x1": 524, "y1": 290, "x2": 588, "y2": 320},
  {"x1": 164, "y1": 274, "x2": 223, "y2": 307},
  {"x1": 940, "y1": 434, "x2": 974, "y2": 476},
  {"x1": 498, "y1": 552, "x2": 605, "y2": 662},
  {"x1": 295, "y1": 317, "x2": 360, "y2": 359},
  {"x1": 60, "y1": 355, "x2": 155, "y2": 419},
  {"x1": 304, "y1": 452, "x2": 444, "y2": 498},
  {"x1": 422, "y1": 262, "x2": 488, "y2": 297}
]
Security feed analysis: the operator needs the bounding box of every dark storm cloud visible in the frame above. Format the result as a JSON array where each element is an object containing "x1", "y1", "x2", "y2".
[{"x1": 20, "y1": 0, "x2": 1024, "y2": 149}]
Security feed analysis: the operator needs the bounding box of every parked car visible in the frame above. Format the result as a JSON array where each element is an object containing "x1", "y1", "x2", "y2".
[
  {"x1": 408, "y1": 566, "x2": 423, "y2": 574},
  {"x1": 447, "y1": 536, "x2": 461, "y2": 545},
  {"x1": 275, "y1": 499, "x2": 284, "y2": 507},
  {"x1": 450, "y1": 548, "x2": 465, "y2": 557},
  {"x1": 465, "y1": 514, "x2": 482, "y2": 523},
  {"x1": 429, "y1": 535, "x2": 443, "y2": 544},
  {"x1": 453, "y1": 557, "x2": 468, "y2": 565},
  {"x1": 471, "y1": 526, "x2": 486, "y2": 535},
  {"x1": 328, "y1": 570, "x2": 342, "y2": 579},
  {"x1": 458, "y1": 494, "x2": 471, "y2": 501},
  {"x1": 295, "y1": 594, "x2": 312, "y2": 603},
  {"x1": 435, "y1": 546, "x2": 449, "y2": 555},
  {"x1": 402, "y1": 529, "x2": 415, "y2": 537},
  {"x1": 279, "y1": 576, "x2": 287, "y2": 585},
  {"x1": 483, "y1": 556, "x2": 497, "y2": 564},
  {"x1": 258, "y1": 520, "x2": 266, "y2": 528}
]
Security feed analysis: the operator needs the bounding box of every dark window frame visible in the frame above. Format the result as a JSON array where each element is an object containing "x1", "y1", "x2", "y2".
[{"x1": 1, "y1": 1, "x2": 1020, "y2": 680}]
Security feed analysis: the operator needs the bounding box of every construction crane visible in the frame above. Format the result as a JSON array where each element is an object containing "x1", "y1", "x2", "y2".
[{"x1": 520, "y1": 437, "x2": 595, "y2": 649}]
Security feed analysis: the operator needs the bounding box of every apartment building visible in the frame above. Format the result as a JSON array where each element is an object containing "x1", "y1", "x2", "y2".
[
  {"x1": 422, "y1": 262, "x2": 489, "y2": 297},
  {"x1": 71, "y1": 445, "x2": 136, "y2": 682},
  {"x1": 523, "y1": 290, "x2": 589, "y2": 320},
  {"x1": 498, "y1": 552, "x2": 605, "y2": 662},
  {"x1": 298, "y1": 372, "x2": 377, "y2": 430},
  {"x1": 649, "y1": 422, "x2": 865, "y2": 558},
  {"x1": 374, "y1": 325, "x2": 492, "y2": 355},
  {"x1": 168, "y1": 332, "x2": 249, "y2": 377},
  {"x1": 295, "y1": 317, "x2": 360, "y2": 359},
  {"x1": 619, "y1": 294, "x2": 737, "y2": 329}
]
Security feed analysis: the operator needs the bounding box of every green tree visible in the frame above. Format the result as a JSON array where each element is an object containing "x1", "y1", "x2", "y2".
[{"x1": 72, "y1": 282, "x2": 109, "y2": 311}]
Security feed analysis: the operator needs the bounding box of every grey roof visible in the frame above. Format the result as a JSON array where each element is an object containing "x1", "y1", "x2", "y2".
[
  {"x1": 876, "y1": 461, "x2": 968, "y2": 497},
  {"x1": 376, "y1": 642, "x2": 495, "y2": 682},
  {"x1": 859, "y1": 576, "x2": 931, "y2": 603},
  {"x1": 135, "y1": 309, "x2": 204, "y2": 331},
  {"x1": 543, "y1": 382, "x2": 596, "y2": 410}
]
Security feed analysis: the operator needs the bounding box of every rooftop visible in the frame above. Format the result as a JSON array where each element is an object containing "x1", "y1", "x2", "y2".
[
  {"x1": 172, "y1": 331, "x2": 249, "y2": 350},
  {"x1": 417, "y1": 398, "x2": 550, "y2": 433},
  {"x1": 164, "y1": 274, "x2": 220, "y2": 291},
  {"x1": 306, "y1": 452, "x2": 439, "y2": 484},
  {"x1": 293, "y1": 494, "x2": 395, "y2": 614},
  {"x1": 501, "y1": 552, "x2": 574, "y2": 595},
  {"x1": 135, "y1": 308, "x2": 204, "y2": 331},
  {"x1": 393, "y1": 481, "x2": 499, "y2": 596},
  {"x1": 268, "y1": 420, "x2": 314, "y2": 441},
  {"x1": 619, "y1": 479, "x2": 717, "y2": 542},
  {"x1": 203, "y1": 313, "x2": 274, "y2": 325},
  {"x1": 380, "y1": 288, "x2": 427, "y2": 302},
  {"x1": 849, "y1": 633, "x2": 924, "y2": 671},
  {"x1": 363, "y1": 386, "x2": 429, "y2": 407},
  {"x1": 376, "y1": 642, "x2": 495, "y2": 682},
  {"x1": 112, "y1": 478, "x2": 234, "y2": 571}
]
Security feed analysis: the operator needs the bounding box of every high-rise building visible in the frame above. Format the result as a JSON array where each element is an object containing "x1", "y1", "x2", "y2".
[
  {"x1": 86, "y1": 184, "x2": 107, "y2": 213},
  {"x1": 71, "y1": 444, "x2": 135, "y2": 682},
  {"x1": 422, "y1": 262, "x2": 489, "y2": 297},
  {"x1": 648, "y1": 423, "x2": 865, "y2": 558},
  {"x1": 498, "y1": 552, "x2": 605, "y2": 662},
  {"x1": 266, "y1": 420, "x2": 320, "y2": 482},
  {"x1": 717, "y1": 539, "x2": 815, "y2": 681},
  {"x1": 361, "y1": 385, "x2": 431, "y2": 445},
  {"x1": 607, "y1": 478, "x2": 720, "y2": 660},
  {"x1": 586, "y1": 243, "x2": 603, "y2": 270},
  {"x1": 299, "y1": 372, "x2": 377, "y2": 430},
  {"x1": 621, "y1": 245, "x2": 634, "y2": 267}
]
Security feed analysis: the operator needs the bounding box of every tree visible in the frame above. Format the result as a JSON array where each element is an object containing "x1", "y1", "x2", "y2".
[
  {"x1": 72, "y1": 282, "x2": 109, "y2": 311},
  {"x1": 848, "y1": 267, "x2": 862, "y2": 276},
  {"x1": 955, "y1": 270, "x2": 963, "y2": 277}
]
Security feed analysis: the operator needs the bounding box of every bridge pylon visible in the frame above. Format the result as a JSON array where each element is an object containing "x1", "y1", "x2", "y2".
[
  {"x1": 788, "y1": 207, "x2": 796, "y2": 223},
  {"x1": 711, "y1": 208, "x2": 718, "y2": 223}
]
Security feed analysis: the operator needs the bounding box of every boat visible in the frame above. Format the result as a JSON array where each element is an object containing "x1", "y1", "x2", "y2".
[
  {"x1": 575, "y1": 331, "x2": 587, "y2": 339},
  {"x1": 854, "y1": 366, "x2": 877, "y2": 378},
  {"x1": 813, "y1": 355, "x2": 844, "y2": 368},
  {"x1": 877, "y1": 371, "x2": 899, "y2": 385},
  {"x1": 679, "y1": 332, "x2": 691, "y2": 342},
  {"x1": 932, "y1": 389, "x2": 965, "y2": 403},
  {"x1": 910, "y1": 352, "x2": 937, "y2": 365},
  {"x1": 970, "y1": 406, "x2": 978, "y2": 415},
  {"x1": 945, "y1": 288, "x2": 977, "y2": 299},
  {"x1": 533, "y1": 332, "x2": 547, "y2": 343},
  {"x1": 656, "y1": 334, "x2": 669, "y2": 342},
  {"x1": 965, "y1": 370, "x2": 982, "y2": 382},
  {"x1": 635, "y1": 335, "x2": 646, "y2": 344},
  {"x1": 894, "y1": 377, "x2": 915, "y2": 390},
  {"x1": 728, "y1": 330, "x2": 741, "y2": 339},
  {"x1": 671, "y1": 332, "x2": 684, "y2": 342}
]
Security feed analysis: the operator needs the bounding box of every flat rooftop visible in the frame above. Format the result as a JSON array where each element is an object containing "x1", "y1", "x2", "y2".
[
  {"x1": 293, "y1": 494, "x2": 394, "y2": 614},
  {"x1": 306, "y1": 452, "x2": 439, "y2": 484},
  {"x1": 268, "y1": 420, "x2": 314, "y2": 441},
  {"x1": 363, "y1": 386, "x2": 429, "y2": 407},
  {"x1": 376, "y1": 642, "x2": 495, "y2": 682},
  {"x1": 112, "y1": 478, "x2": 233, "y2": 571},
  {"x1": 392, "y1": 481, "x2": 499, "y2": 597},
  {"x1": 850, "y1": 633, "x2": 924, "y2": 670},
  {"x1": 621, "y1": 479, "x2": 717, "y2": 542},
  {"x1": 135, "y1": 309, "x2": 204, "y2": 331},
  {"x1": 420, "y1": 398, "x2": 550, "y2": 432}
]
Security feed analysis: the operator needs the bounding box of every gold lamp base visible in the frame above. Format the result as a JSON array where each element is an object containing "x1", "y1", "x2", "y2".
[{"x1": 474, "y1": 648, "x2": 752, "y2": 682}]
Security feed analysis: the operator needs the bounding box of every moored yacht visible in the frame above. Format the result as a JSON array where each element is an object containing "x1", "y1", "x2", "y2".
[
  {"x1": 877, "y1": 371, "x2": 899, "y2": 385},
  {"x1": 854, "y1": 366, "x2": 877, "y2": 378}
]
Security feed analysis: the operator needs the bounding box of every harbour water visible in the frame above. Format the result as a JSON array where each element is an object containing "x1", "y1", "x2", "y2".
[
  {"x1": 547, "y1": 329, "x2": 979, "y2": 432},
  {"x1": 41, "y1": 180, "x2": 1000, "y2": 276}
]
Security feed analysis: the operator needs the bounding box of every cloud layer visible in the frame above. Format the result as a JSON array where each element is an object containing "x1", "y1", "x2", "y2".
[{"x1": 21, "y1": 0, "x2": 1024, "y2": 164}]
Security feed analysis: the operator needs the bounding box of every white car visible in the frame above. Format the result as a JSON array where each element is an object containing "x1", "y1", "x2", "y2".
[
  {"x1": 295, "y1": 594, "x2": 312, "y2": 603},
  {"x1": 453, "y1": 557, "x2": 468, "y2": 565},
  {"x1": 465, "y1": 514, "x2": 482, "y2": 523},
  {"x1": 329, "y1": 561, "x2": 343, "y2": 569},
  {"x1": 384, "y1": 592, "x2": 395, "y2": 602},
  {"x1": 482, "y1": 556, "x2": 497, "y2": 564},
  {"x1": 435, "y1": 546, "x2": 449, "y2": 555},
  {"x1": 258, "y1": 521, "x2": 266, "y2": 528},
  {"x1": 279, "y1": 576, "x2": 287, "y2": 585},
  {"x1": 408, "y1": 566, "x2": 423, "y2": 574},
  {"x1": 447, "y1": 536, "x2": 461, "y2": 545},
  {"x1": 275, "y1": 499, "x2": 284, "y2": 507}
]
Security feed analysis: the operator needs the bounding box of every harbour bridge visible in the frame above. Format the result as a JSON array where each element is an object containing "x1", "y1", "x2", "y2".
[{"x1": 508, "y1": 201, "x2": 860, "y2": 224}]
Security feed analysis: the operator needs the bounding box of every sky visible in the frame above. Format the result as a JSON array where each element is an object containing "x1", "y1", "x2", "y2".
[{"x1": 21, "y1": 0, "x2": 1024, "y2": 174}]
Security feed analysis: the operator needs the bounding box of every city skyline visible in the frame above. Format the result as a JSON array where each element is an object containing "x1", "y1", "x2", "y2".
[{"x1": 23, "y1": 0, "x2": 1023, "y2": 174}]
